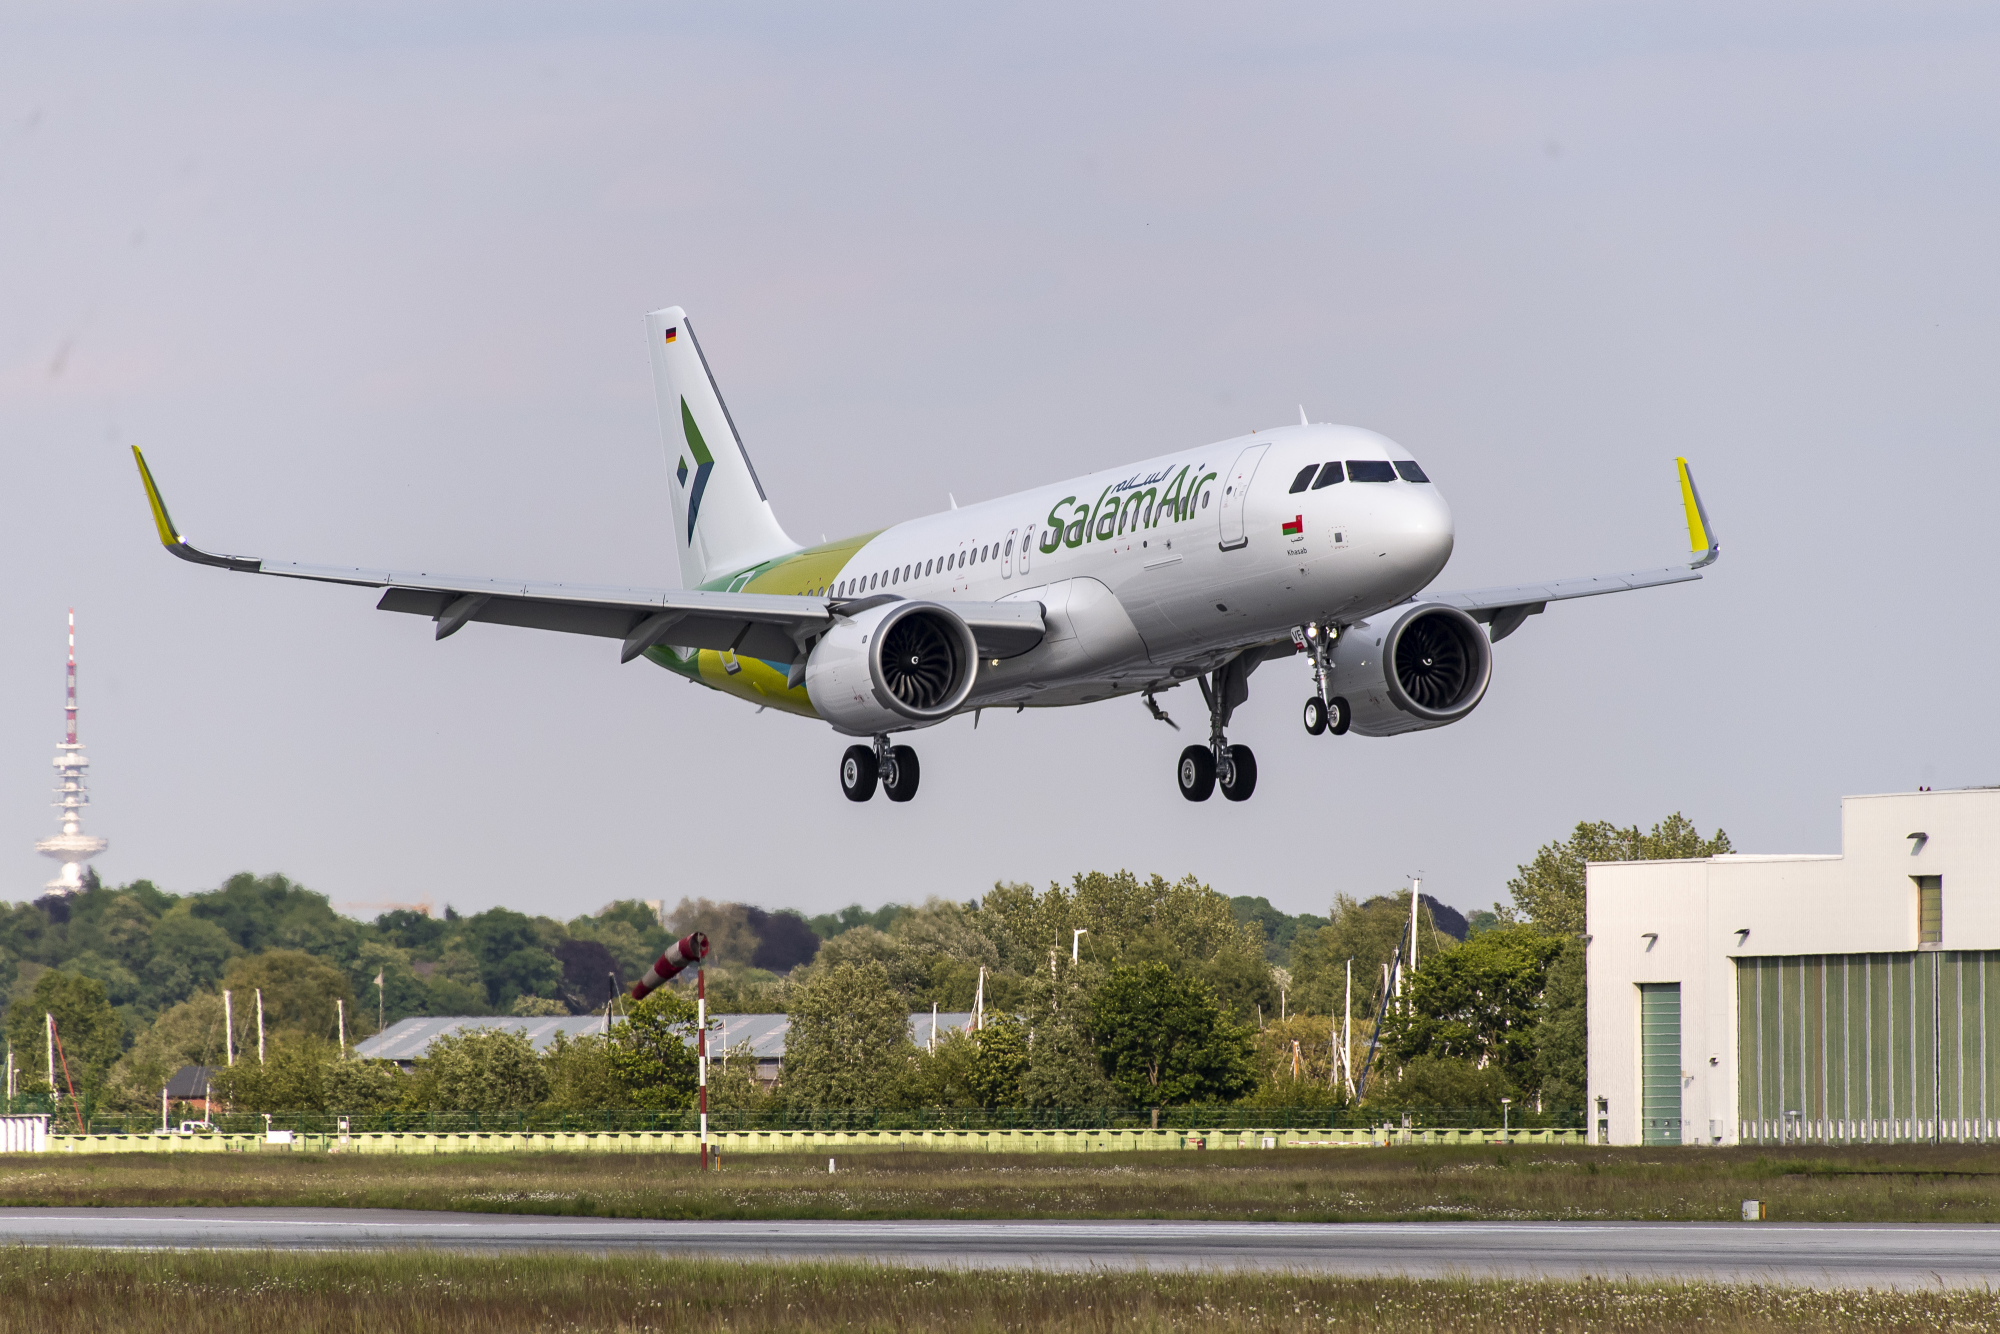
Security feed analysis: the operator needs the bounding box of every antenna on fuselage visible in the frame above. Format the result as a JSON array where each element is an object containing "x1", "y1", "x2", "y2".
[{"x1": 1298, "y1": 405, "x2": 1309, "y2": 426}]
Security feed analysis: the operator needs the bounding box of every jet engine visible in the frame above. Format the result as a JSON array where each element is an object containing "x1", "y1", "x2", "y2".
[
  {"x1": 1327, "y1": 603, "x2": 1492, "y2": 736},
  {"x1": 805, "y1": 600, "x2": 980, "y2": 736}
]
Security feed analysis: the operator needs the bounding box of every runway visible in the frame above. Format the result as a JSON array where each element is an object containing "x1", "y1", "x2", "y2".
[{"x1": 0, "y1": 1210, "x2": 1994, "y2": 1287}]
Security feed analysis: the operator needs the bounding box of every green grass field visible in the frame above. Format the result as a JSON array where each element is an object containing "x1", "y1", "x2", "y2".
[
  {"x1": 0, "y1": 1248, "x2": 1989, "y2": 1333},
  {"x1": 9, "y1": 1144, "x2": 2000, "y2": 1221}
]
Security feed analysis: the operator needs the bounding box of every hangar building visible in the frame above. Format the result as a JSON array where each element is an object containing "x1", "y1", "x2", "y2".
[{"x1": 1587, "y1": 788, "x2": 2000, "y2": 1146}]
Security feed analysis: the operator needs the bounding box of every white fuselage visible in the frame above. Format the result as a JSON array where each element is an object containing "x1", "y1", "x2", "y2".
[{"x1": 833, "y1": 423, "x2": 1454, "y2": 709}]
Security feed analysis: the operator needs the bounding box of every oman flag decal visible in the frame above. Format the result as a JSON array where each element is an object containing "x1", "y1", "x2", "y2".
[{"x1": 1281, "y1": 515, "x2": 1303, "y2": 537}]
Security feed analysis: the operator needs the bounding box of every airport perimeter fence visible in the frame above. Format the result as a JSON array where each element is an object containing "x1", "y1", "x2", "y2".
[{"x1": 57, "y1": 1105, "x2": 1586, "y2": 1136}]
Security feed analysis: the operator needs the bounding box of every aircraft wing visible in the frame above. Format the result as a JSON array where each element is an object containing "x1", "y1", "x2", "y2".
[
  {"x1": 1418, "y1": 458, "x2": 1720, "y2": 642},
  {"x1": 131, "y1": 448, "x2": 1046, "y2": 664}
]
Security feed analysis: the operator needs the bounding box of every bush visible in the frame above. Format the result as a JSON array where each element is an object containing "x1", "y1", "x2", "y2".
[{"x1": 402, "y1": 1028, "x2": 548, "y2": 1112}]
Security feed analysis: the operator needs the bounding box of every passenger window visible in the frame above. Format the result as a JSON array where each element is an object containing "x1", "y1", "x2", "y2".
[
  {"x1": 1395, "y1": 460, "x2": 1431, "y2": 483},
  {"x1": 1311, "y1": 462, "x2": 1344, "y2": 489},
  {"x1": 1289, "y1": 465, "x2": 1317, "y2": 493},
  {"x1": 1347, "y1": 460, "x2": 1396, "y2": 483},
  {"x1": 1005, "y1": 538, "x2": 1013, "y2": 556}
]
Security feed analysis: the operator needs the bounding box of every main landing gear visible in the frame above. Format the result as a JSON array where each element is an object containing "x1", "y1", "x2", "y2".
[
  {"x1": 1297, "y1": 621, "x2": 1349, "y2": 738},
  {"x1": 1178, "y1": 657, "x2": 1258, "y2": 802},
  {"x1": 840, "y1": 737, "x2": 920, "y2": 803}
]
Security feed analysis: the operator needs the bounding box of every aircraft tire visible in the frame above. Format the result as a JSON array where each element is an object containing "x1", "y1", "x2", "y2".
[
  {"x1": 840, "y1": 745, "x2": 878, "y2": 801},
  {"x1": 1177, "y1": 745, "x2": 1215, "y2": 802},
  {"x1": 1303, "y1": 697, "x2": 1327, "y2": 735},
  {"x1": 883, "y1": 745, "x2": 921, "y2": 802},
  {"x1": 1220, "y1": 745, "x2": 1258, "y2": 801},
  {"x1": 1327, "y1": 697, "x2": 1351, "y2": 736}
]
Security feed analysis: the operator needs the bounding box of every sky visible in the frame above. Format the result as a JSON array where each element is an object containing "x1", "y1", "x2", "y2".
[{"x1": 3, "y1": 2, "x2": 1997, "y2": 925}]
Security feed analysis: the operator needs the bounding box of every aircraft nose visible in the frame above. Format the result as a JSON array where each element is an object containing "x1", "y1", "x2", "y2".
[{"x1": 1397, "y1": 485, "x2": 1455, "y2": 584}]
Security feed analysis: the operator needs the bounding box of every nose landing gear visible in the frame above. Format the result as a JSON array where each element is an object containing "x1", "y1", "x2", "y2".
[
  {"x1": 1297, "y1": 621, "x2": 1350, "y2": 737},
  {"x1": 841, "y1": 737, "x2": 921, "y2": 802}
]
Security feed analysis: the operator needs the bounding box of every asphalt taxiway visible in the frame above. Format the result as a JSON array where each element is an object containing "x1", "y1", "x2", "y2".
[{"x1": 0, "y1": 1210, "x2": 1995, "y2": 1288}]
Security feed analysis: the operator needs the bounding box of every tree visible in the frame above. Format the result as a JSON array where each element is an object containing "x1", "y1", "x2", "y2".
[
  {"x1": 1242, "y1": 1014, "x2": 1346, "y2": 1109},
  {"x1": 1506, "y1": 813, "x2": 1732, "y2": 936},
  {"x1": 1535, "y1": 936, "x2": 1587, "y2": 1108},
  {"x1": 3, "y1": 971, "x2": 124, "y2": 1097},
  {"x1": 606, "y1": 985, "x2": 700, "y2": 1110},
  {"x1": 103, "y1": 993, "x2": 229, "y2": 1111},
  {"x1": 1288, "y1": 892, "x2": 1452, "y2": 1021},
  {"x1": 1371, "y1": 1055, "x2": 1512, "y2": 1115},
  {"x1": 143, "y1": 911, "x2": 238, "y2": 1015},
  {"x1": 459, "y1": 908, "x2": 563, "y2": 1011},
  {"x1": 403, "y1": 1028, "x2": 549, "y2": 1112},
  {"x1": 543, "y1": 1032, "x2": 631, "y2": 1112},
  {"x1": 781, "y1": 961, "x2": 913, "y2": 1110},
  {"x1": 1381, "y1": 925, "x2": 1563, "y2": 1096},
  {"x1": 707, "y1": 1041, "x2": 773, "y2": 1113},
  {"x1": 1091, "y1": 963, "x2": 1254, "y2": 1107},
  {"x1": 905, "y1": 1015, "x2": 1032, "y2": 1110},
  {"x1": 210, "y1": 1036, "x2": 402, "y2": 1114},
  {"x1": 1016, "y1": 965, "x2": 1116, "y2": 1109},
  {"x1": 220, "y1": 950, "x2": 357, "y2": 1042}
]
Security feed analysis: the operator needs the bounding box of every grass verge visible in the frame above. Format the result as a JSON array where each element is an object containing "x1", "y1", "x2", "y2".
[
  {"x1": 7, "y1": 1144, "x2": 2000, "y2": 1221},
  {"x1": 0, "y1": 1248, "x2": 1991, "y2": 1332}
]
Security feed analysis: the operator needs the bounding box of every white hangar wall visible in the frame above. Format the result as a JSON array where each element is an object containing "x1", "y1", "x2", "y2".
[{"x1": 1586, "y1": 789, "x2": 2000, "y2": 1146}]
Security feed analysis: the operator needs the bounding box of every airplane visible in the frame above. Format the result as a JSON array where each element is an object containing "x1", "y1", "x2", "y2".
[{"x1": 132, "y1": 305, "x2": 1719, "y2": 804}]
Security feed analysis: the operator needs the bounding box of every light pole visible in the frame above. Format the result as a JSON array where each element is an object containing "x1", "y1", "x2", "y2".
[
  {"x1": 1501, "y1": 1097, "x2": 1513, "y2": 1137},
  {"x1": 1072, "y1": 929, "x2": 1086, "y2": 963}
]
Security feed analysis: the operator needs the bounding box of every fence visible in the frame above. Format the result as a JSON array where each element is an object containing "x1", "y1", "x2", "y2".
[
  {"x1": 1740, "y1": 1116, "x2": 2000, "y2": 1145},
  {"x1": 61, "y1": 1105, "x2": 1586, "y2": 1136}
]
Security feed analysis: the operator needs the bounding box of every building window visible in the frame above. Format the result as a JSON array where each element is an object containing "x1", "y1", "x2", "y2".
[{"x1": 1916, "y1": 875, "x2": 1943, "y2": 946}]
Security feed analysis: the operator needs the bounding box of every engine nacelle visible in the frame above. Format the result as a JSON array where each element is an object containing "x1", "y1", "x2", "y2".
[
  {"x1": 805, "y1": 601, "x2": 980, "y2": 736},
  {"x1": 1328, "y1": 603, "x2": 1492, "y2": 737}
]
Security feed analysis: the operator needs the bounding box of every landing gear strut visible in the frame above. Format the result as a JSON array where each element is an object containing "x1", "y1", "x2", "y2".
[
  {"x1": 1297, "y1": 621, "x2": 1349, "y2": 737},
  {"x1": 841, "y1": 737, "x2": 921, "y2": 803},
  {"x1": 1181, "y1": 658, "x2": 1258, "y2": 802}
]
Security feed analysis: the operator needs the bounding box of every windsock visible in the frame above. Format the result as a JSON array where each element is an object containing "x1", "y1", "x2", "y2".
[{"x1": 631, "y1": 932, "x2": 709, "y2": 999}]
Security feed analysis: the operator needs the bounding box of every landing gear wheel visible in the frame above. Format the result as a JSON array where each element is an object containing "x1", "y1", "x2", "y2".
[
  {"x1": 1219, "y1": 744, "x2": 1258, "y2": 801},
  {"x1": 840, "y1": 745, "x2": 878, "y2": 802},
  {"x1": 1327, "y1": 697, "x2": 1351, "y2": 736},
  {"x1": 883, "y1": 745, "x2": 921, "y2": 802},
  {"x1": 1176, "y1": 745, "x2": 1216, "y2": 802},
  {"x1": 1303, "y1": 697, "x2": 1328, "y2": 735}
]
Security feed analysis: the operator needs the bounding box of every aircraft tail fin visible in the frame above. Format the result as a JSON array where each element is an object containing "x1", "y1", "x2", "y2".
[{"x1": 646, "y1": 307, "x2": 797, "y2": 587}]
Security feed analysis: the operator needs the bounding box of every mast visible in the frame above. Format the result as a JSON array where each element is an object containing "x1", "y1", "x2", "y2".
[{"x1": 34, "y1": 611, "x2": 108, "y2": 895}]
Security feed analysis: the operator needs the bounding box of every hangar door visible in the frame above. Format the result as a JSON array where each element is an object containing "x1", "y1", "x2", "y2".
[
  {"x1": 1639, "y1": 983, "x2": 1683, "y2": 1145},
  {"x1": 1737, "y1": 952, "x2": 2000, "y2": 1143}
]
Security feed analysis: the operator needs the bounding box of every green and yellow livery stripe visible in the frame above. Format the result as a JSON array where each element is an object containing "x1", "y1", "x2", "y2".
[{"x1": 649, "y1": 529, "x2": 883, "y2": 718}]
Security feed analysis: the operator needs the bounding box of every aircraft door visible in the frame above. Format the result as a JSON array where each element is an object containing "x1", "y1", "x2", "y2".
[
  {"x1": 1018, "y1": 520, "x2": 1032, "y2": 576},
  {"x1": 1217, "y1": 443, "x2": 1269, "y2": 551},
  {"x1": 1003, "y1": 528, "x2": 1016, "y2": 579}
]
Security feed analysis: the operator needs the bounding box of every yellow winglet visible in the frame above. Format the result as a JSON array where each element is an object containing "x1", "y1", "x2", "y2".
[
  {"x1": 130, "y1": 447, "x2": 262, "y2": 572},
  {"x1": 131, "y1": 446, "x2": 185, "y2": 550},
  {"x1": 1676, "y1": 457, "x2": 1718, "y2": 568}
]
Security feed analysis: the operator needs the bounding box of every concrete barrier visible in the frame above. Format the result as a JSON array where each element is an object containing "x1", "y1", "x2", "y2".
[{"x1": 44, "y1": 1125, "x2": 1584, "y2": 1155}]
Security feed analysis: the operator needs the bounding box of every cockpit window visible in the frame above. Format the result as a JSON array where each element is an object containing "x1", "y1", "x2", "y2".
[
  {"x1": 1346, "y1": 459, "x2": 1396, "y2": 483},
  {"x1": 1394, "y1": 460, "x2": 1430, "y2": 483},
  {"x1": 1311, "y1": 461, "x2": 1345, "y2": 489},
  {"x1": 1289, "y1": 465, "x2": 1317, "y2": 494}
]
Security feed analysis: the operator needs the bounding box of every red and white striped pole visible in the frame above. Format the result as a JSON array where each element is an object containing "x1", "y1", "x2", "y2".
[{"x1": 698, "y1": 967, "x2": 709, "y2": 1170}]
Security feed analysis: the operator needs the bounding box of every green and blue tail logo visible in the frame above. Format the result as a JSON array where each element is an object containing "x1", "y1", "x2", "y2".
[{"x1": 677, "y1": 396, "x2": 717, "y2": 537}]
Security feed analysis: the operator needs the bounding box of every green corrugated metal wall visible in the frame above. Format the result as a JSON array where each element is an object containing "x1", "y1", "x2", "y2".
[
  {"x1": 1640, "y1": 983, "x2": 1682, "y2": 1146},
  {"x1": 1736, "y1": 952, "x2": 2000, "y2": 1142}
]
